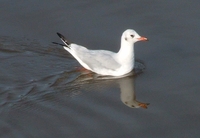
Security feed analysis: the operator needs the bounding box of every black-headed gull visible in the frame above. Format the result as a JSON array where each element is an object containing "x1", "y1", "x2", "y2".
[{"x1": 56, "y1": 29, "x2": 148, "y2": 76}]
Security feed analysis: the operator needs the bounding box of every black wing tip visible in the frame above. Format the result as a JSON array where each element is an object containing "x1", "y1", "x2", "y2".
[
  {"x1": 56, "y1": 32, "x2": 63, "y2": 38},
  {"x1": 56, "y1": 32, "x2": 71, "y2": 45},
  {"x1": 52, "y1": 42, "x2": 66, "y2": 46}
]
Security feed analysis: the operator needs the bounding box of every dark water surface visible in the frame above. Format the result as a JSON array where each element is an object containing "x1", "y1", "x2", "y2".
[{"x1": 1, "y1": 1, "x2": 200, "y2": 138}]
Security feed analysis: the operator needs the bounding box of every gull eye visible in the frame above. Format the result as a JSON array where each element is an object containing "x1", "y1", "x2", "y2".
[{"x1": 130, "y1": 35, "x2": 134, "y2": 38}]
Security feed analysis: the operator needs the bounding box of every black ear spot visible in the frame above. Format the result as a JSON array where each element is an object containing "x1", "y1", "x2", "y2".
[{"x1": 125, "y1": 37, "x2": 127, "y2": 41}]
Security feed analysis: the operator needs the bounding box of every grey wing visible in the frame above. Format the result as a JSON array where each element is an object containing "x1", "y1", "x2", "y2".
[{"x1": 71, "y1": 45, "x2": 120, "y2": 70}]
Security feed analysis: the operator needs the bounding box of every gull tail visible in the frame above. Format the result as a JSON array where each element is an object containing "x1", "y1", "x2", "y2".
[{"x1": 56, "y1": 32, "x2": 71, "y2": 49}]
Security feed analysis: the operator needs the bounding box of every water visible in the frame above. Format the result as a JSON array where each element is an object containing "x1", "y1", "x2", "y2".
[{"x1": 0, "y1": 0, "x2": 200, "y2": 137}]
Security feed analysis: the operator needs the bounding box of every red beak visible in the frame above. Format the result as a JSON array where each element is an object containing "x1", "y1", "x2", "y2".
[{"x1": 137, "y1": 36, "x2": 148, "y2": 41}]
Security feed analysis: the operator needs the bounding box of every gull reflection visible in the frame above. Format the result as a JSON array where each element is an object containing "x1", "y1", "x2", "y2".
[
  {"x1": 74, "y1": 69, "x2": 150, "y2": 109},
  {"x1": 118, "y1": 76, "x2": 149, "y2": 109}
]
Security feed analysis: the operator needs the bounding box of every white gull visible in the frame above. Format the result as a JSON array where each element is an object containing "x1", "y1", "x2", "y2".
[{"x1": 56, "y1": 29, "x2": 148, "y2": 76}]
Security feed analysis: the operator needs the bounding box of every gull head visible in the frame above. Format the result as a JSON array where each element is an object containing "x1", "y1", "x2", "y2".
[{"x1": 122, "y1": 29, "x2": 148, "y2": 44}]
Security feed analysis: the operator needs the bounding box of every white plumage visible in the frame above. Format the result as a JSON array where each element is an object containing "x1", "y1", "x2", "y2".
[{"x1": 56, "y1": 29, "x2": 148, "y2": 76}]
